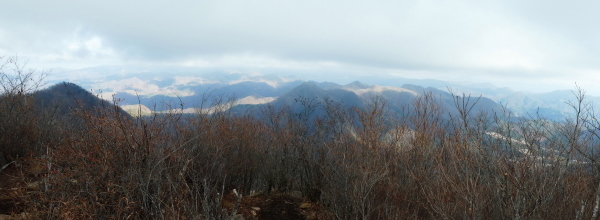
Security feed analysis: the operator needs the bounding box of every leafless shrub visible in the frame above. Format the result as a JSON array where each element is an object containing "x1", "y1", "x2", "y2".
[
  {"x1": 3, "y1": 57, "x2": 600, "y2": 219},
  {"x1": 0, "y1": 56, "x2": 51, "y2": 164}
]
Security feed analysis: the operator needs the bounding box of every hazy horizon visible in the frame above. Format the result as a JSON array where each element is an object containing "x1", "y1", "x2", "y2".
[
  {"x1": 2, "y1": 1, "x2": 599, "y2": 95},
  {"x1": 43, "y1": 64, "x2": 591, "y2": 96}
]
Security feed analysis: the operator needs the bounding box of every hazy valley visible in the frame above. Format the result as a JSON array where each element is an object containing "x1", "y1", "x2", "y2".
[{"x1": 50, "y1": 66, "x2": 596, "y2": 121}]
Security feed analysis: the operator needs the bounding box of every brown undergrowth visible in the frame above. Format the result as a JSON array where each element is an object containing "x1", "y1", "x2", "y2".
[{"x1": 2, "y1": 56, "x2": 600, "y2": 219}]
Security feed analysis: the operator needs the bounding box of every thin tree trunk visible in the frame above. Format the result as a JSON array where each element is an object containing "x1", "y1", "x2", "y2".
[{"x1": 591, "y1": 181, "x2": 600, "y2": 220}]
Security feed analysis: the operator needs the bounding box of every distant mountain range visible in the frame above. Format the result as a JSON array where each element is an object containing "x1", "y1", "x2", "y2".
[{"x1": 46, "y1": 67, "x2": 596, "y2": 121}]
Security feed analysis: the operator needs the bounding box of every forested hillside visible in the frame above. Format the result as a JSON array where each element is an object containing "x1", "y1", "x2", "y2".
[{"x1": 2, "y1": 59, "x2": 600, "y2": 219}]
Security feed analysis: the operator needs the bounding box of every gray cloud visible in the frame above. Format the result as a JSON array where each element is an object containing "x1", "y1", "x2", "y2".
[{"x1": 1, "y1": 0, "x2": 599, "y2": 93}]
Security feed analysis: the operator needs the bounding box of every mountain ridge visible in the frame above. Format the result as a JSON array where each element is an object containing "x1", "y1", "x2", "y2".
[{"x1": 45, "y1": 68, "x2": 595, "y2": 121}]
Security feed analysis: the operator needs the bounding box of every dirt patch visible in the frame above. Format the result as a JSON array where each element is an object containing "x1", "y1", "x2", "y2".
[
  {"x1": 222, "y1": 192, "x2": 334, "y2": 220},
  {"x1": 256, "y1": 194, "x2": 303, "y2": 220},
  {"x1": 0, "y1": 198, "x2": 17, "y2": 216}
]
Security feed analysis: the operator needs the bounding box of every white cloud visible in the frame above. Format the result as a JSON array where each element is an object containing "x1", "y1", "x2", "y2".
[
  {"x1": 41, "y1": 35, "x2": 118, "y2": 64},
  {"x1": 1, "y1": 0, "x2": 600, "y2": 94},
  {"x1": 179, "y1": 54, "x2": 343, "y2": 71}
]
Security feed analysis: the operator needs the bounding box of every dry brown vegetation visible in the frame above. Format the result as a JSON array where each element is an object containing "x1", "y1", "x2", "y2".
[{"x1": 2, "y1": 56, "x2": 600, "y2": 219}]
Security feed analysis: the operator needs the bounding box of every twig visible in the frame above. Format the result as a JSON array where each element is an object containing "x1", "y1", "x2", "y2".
[{"x1": 0, "y1": 161, "x2": 16, "y2": 173}]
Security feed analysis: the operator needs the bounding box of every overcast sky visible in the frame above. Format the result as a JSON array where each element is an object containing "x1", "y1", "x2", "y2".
[{"x1": 2, "y1": 1, "x2": 599, "y2": 94}]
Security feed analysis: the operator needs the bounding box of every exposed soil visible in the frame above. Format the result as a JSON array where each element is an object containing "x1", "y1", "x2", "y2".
[
  {"x1": 221, "y1": 192, "x2": 334, "y2": 220},
  {"x1": 254, "y1": 194, "x2": 304, "y2": 220}
]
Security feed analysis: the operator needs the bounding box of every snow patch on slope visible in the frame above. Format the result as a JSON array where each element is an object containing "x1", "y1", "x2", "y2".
[
  {"x1": 228, "y1": 75, "x2": 295, "y2": 88},
  {"x1": 120, "y1": 104, "x2": 153, "y2": 117},
  {"x1": 96, "y1": 77, "x2": 194, "y2": 97},
  {"x1": 345, "y1": 85, "x2": 418, "y2": 96},
  {"x1": 236, "y1": 96, "x2": 277, "y2": 105},
  {"x1": 160, "y1": 95, "x2": 276, "y2": 114},
  {"x1": 173, "y1": 76, "x2": 218, "y2": 86}
]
